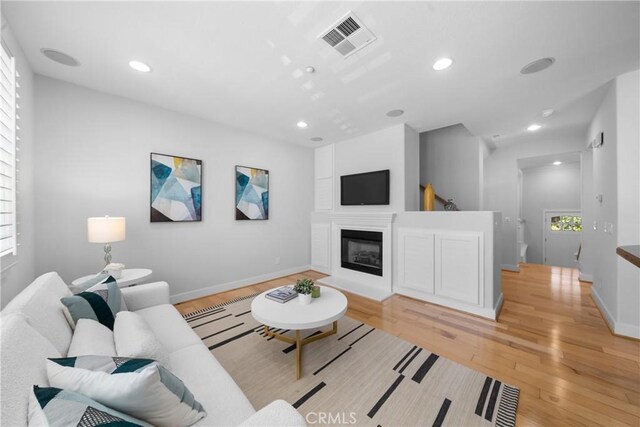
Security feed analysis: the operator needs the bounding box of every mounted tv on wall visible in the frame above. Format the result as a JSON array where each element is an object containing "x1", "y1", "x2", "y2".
[{"x1": 340, "y1": 169, "x2": 390, "y2": 206}]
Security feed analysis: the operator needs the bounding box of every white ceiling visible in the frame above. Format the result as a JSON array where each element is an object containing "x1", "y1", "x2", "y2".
[
  {"x1": 517, "y1": 151, "x2": 581, "y2": 170},
  {"x1": 3, "y1": 1, "x2": 639, "y2": 148}
]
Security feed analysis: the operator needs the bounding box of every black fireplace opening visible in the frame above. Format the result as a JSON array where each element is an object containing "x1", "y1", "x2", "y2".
[{"x1": 341, "y1": 229, "x2": 383, "y2": 277}]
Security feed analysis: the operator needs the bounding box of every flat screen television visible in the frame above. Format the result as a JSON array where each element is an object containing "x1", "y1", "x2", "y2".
[{"x1": 340, "y1": 169, "x2": 390, "y2": 206}]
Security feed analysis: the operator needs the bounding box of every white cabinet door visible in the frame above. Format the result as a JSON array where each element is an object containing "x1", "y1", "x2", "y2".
[
  {"x1": 434, "y1": 233, "x2": 481, "y2": 305},
  {"x1": 311, "y1": 223, "x2": 331, "y2": 272},
  {"x1": 397, "y1": 228, "x2": 434, "y2": 294}
]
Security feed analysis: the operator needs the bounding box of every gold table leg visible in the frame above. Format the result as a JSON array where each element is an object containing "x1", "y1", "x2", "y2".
[
  {"x1": 295, "y1": 330, "x2": 302, "y2": 380},
  {"x1": 263, "y1": 321, "x2": 339, "y2": 380}
]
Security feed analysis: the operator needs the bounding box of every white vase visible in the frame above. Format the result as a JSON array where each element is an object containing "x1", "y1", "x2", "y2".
[{"x1": 298, "y1": 293, "x2": 312, "y2": 305}]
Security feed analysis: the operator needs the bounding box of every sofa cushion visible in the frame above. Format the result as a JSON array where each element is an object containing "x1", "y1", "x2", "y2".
[
  {"x1": 67, "y1": 319, "x2": 116, "y2": 357},
  {"x1": 114, "y1": 311, "x2": 170, "y2": 367},
  {"x1": 61, "y1": 277, "x2": 127, "y2": 330},
  {"x1": 1, "y1": 313, "x2": 61, "y2": 427},
  {"x1": 47, "y1": 356, "x2": 206, "y2": 427},
  {"x1": 170, "y1": 344, "x2": 256, "y2": 426},
  {"x1": 238, "y1": 400, "x2": 306, "y2": 427},
  {"x1": 29, "y1": 385, "x2": 150, "y2": 427},
  {"x1": 2, "y1": 272, "x2": 73, "y2": 355},
  {"x1": 134, "y1": 304, "x2": 202, "y2": 354}
]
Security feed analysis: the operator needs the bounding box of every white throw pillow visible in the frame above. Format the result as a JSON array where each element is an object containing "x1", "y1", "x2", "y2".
[
  {"x1": 67, "y1": 319, "x2": 117, "y2": 357},
  {"x1": 114, "y1": 311, "x2": 169, "y2": 368},
  {"x1": 29, "y1": 384, "x2": 150, "y2": 426},
  {"x1": 46, "y1": 356, "x2": 206, "y2": 427}
]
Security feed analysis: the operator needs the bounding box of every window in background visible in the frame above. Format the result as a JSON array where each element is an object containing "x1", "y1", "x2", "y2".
[{"x1": 550, "y1": 215, "x2": 582, "y2": 232}]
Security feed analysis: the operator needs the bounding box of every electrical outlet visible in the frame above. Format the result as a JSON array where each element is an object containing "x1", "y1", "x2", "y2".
[{"x1": 275, "y1": 257, "x2": 280, "y2": 265}]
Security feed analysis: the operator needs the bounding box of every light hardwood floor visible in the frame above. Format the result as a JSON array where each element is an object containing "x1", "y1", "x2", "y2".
[{"x1": 175, "y1": 264, "x2": 640, "y2": 426}]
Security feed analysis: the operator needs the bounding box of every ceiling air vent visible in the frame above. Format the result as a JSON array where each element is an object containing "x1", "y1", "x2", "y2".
[{"x1": 319, "y1": 12, "x2": 376, "y2": 58}]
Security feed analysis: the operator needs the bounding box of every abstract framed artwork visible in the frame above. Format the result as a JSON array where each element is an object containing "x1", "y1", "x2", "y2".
[
  {"x1": 235, "y1": 165, "x2": 269, "y2": 220},
  {"x1": 150, "y1": 153, "x2": 202, "y2": 222}
]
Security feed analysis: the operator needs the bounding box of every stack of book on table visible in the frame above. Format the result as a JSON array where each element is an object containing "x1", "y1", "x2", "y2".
[{"x1": 265, "y1": 286, "x2": 297, "y2": 303}]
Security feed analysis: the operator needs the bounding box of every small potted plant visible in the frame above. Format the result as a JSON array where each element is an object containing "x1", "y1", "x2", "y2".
[{"x1": 294, "y1": 278, "x2": 314, "y2": 305}]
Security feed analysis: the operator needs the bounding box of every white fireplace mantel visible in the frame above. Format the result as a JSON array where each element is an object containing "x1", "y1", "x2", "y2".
[
  {"x1": 315, "y1": 211, "x2": 397, "y2": 301},
  {"x1": 329, "y1": 212, "x2": 396, "y2": 225}
]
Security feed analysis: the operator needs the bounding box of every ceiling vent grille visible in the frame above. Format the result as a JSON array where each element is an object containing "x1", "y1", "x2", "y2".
[{"x1": 319, "y1": 12, "x2": 376, "y2": 58}]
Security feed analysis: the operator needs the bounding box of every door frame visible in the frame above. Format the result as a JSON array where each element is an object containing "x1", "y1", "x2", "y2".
[{"x1": 542, "y1": 209, "x2": 581, "y2": 266}]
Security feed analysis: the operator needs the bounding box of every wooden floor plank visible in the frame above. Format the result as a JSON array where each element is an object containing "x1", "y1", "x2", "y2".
[{"x1": 174, "y1": 263, "x2": 640, "y2": 425}]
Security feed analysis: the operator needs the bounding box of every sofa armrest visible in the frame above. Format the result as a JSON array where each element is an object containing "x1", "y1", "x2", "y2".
[
  {"x1": 120, "y1": 281, "x2": 170, "y2": 311},
  {"x1": 238, "y1": 400, "x2": 306, "y2": 427}
]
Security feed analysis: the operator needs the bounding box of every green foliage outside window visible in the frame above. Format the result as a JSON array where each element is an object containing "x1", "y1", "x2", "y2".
[{"x1": 550, "y1": 215, "x2": 582, "y2": 232}]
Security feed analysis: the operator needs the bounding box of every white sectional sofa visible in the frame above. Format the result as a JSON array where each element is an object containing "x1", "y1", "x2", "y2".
[{"x1": 0, "y1": 272, "x2": 306, "y2": 426}]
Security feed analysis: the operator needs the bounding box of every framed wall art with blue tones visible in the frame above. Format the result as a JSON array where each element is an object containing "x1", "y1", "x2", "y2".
[
  {"x1": 235, "y1": 165, "x2": 269, "y2": 220},
  {"x1": 150, "y1": 153, "x2": 202, "y2": 222}
]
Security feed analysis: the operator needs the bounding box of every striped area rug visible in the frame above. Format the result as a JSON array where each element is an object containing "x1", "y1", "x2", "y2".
[{"x1": 184, "y1": 294, "x2": 519, "y2": 427}]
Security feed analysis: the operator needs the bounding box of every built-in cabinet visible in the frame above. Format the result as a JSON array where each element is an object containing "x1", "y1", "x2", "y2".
[
  {"x1": 396, "y1": 228, "x2": 484, "y2": 313},
  {"x1": 311, "y1": 223, "x2": 331, "y2": 274},
  {"x1": 397, "y1": 229, "x2": 434, "y2": 294}
]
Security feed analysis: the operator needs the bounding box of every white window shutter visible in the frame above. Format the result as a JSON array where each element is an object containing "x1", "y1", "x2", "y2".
[{"x1": 0, "y1": 41, "x2": 17, "y2": 257}]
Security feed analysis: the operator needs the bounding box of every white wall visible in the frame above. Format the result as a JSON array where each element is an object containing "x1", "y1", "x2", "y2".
[
  {"x1": 587, "y1": 80, "x2": 619, "y2": 322},
  {"x1": 419, "y1": 124, "x2": 483, "y2": 211},
  {"x1": 333, "y1": 124, "x2": 408, "y2": 212},
  {"x1": 614, "y1": 70, "x2": 639, "y2": 334},
  {"x1": 580, "y1": 148, "x2": 595, "y2": 281},
  {"x1": 522, "y1": 162, "x2": 581, "y2": 264},
  {"x1": 34, "y1": 76, "x2": 314, "y2": 303},
  {"x1": 484, "y1": 128, "x2": 585, "y2": 270},
  {"x1": 587, "y1": 70, "x2": 640, "y2": 338},
  {"x1": 404, "y1": 124, "x2": 420, "y2": 212},
  {"x1": 0, "y1": 23, "x2": 36, "y2": 307}
]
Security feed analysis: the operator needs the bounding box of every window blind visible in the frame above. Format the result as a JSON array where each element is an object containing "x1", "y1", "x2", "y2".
[{"x1": 0, "y1": 41, "x2": 17, "y2": 257}]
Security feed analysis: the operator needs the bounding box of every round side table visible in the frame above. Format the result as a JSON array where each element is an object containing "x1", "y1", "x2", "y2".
[{"x1": 71, "y1": 268, "x2": 153, "y2": 288}]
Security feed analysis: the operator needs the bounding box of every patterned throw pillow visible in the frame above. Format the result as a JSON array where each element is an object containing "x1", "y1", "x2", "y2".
[
  {"x1": 47, "y1": 356, "x2": 207, "y2": 427},
  {"x1": 68, "y1": 273, "x2": 111, "y2": 295},
  {"x1": 29, "y1": 385, "x2": 149, "y2": 427},
  {"x1": 61, "y1": 276, "x2": 127, "y2": 330}
]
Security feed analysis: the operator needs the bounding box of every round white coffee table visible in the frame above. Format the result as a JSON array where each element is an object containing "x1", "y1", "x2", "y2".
[
  {"x1": 72, "y1": 268, "x2": 152, "y2": 288},
  {"x1": 251, "y1": 286, "x2": 347, "y2": 380}
]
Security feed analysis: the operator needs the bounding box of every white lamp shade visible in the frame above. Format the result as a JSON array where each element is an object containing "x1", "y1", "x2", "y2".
[{"x1": 87, "y1": 217, "x2": 126, "y2": 243}]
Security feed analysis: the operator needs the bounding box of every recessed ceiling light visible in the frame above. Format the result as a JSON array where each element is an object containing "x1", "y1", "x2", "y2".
[
  {"x1": 527, "y1": 124, "x2": 542, "y2": 131},
  {"x1": 386, "y1": 109, "x2": 404, "y2": 117},
  {"x1": 520, "y1": 57, "x2": 555, "y2": 74},
  {"x1": 41, "y1": 48, "x2": 80, "y2": 66},
  {"x1": 553, "y1": 161, "x2": 562, "y2": 165},
  {"x1": 296, "y1": 121, "x2": 308, "y2": 128},
  {"x1": 129, "y1": 60, "x2": 151, "y2": 73},
  {"x1": 310, "y1": 137, "x2": 323, "y2": 142},
  {"x1": 542, "y1": 108, "x2": 555, "y2": 118},
  {"x1": 432, "y1": 57, "x2": 453, "y2": 71}
]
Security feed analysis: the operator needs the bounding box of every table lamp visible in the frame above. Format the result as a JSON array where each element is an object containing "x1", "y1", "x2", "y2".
[{"x1": 88, "y1": 216, "x2": 126, "y2": 266}]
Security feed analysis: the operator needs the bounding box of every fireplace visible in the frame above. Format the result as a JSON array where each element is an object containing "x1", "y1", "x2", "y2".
[{"x1": 341, "y1": 229, "x2": 383, "y2": 277}]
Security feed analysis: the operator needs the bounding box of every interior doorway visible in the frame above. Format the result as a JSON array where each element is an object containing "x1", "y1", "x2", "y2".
[
  {"x1": 543, "y1": 210, "x2": 582, "y2": 268},
  {"x1": 516, "y1": 152, "x2": 582, "y2": 267}
]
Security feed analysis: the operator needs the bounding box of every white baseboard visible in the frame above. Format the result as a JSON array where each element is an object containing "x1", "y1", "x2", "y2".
[
  {"x1": 394, "y1": 286, "x2": 498, "y2": 320},
  {"x1": 578, "y1": 273, "x2": 593, "y2": 283},
  {"x1": 318, "y1": 276, "x2": 393, "y2": 302},
  {"x1": 170, "y1": 265, "x2": 311, "y2": 304},
  {"x1": 591, "y1": 287, "x2": 640, "y2": 339},
  {"x1": 591, "y1": 286, "x2": 615, "y2": 331},
  {"x1": 501, "y1": 264, "x2": 520, "y2": 272},
  {"x1": 615, "y1": 322, "x2": 640, "y2": 339},
  {"x1": 494, "y1": 292, "x2": 505, "y2": 317}
]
